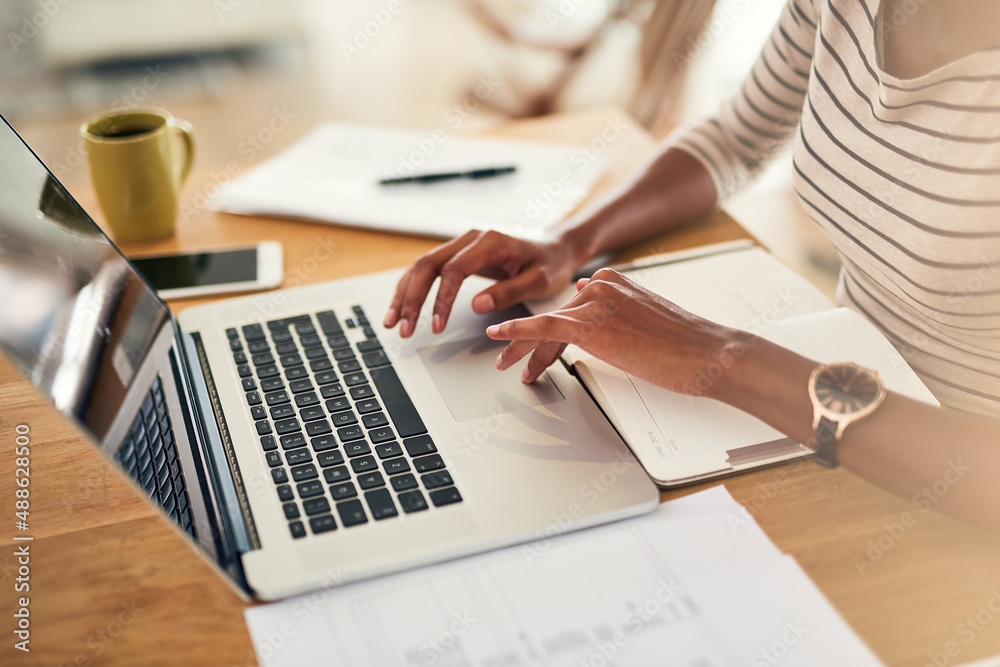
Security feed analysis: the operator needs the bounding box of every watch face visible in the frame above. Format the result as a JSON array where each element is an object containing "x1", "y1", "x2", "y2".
[{"x1": 814, "y1": 364, "x2": 882, "y2": 416}]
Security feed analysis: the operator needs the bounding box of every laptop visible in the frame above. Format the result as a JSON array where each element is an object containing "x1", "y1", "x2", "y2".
[{"x1": 0, "y1": 114, "x2": 659, "y2": 600}]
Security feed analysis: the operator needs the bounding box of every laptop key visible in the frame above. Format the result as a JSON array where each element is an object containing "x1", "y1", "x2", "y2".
[
  {"x1": 289, "y1": 379, "x2": 314, "y2": 394},
  {"x1": 330, "y1": 482, "x2": 357, "y2": 500},
  {"x1": 333, "y1": 348, "x2": 355, "y2": 361},
  {"x1": 317, "y1": 449, "x2": 346, "y2": 467},
  {"x1": 256, "y1": 364, "x2": 280, "y2": 379},
  {"x1": 344, "y1": 441, "x2": 371, "y2": 458},
  {"x1": 246, "y1": 391, "x2": 262, "y2": 406},
  {"x1": 323, "y1": 465, "x2": 350, "y2": 483},
  {"x1": 413, "y1": 454, "x2": 445, "y2": 473},
  {"x1": 327, "y1": 335, "x2": 350, "y2": 349},
  {"x1": 315, "y1": 371, "x2": 339, "y2": 385},
  {"x1": 321, "y1": 384, "x2": 346, "y2": 400},
  {"x1": 383, "y1": 458, "x2": 411, "y2": 476},
  {"x1": 299, "y1": 333, "x2": 322, "y2": 347},
  {"x1": 282, "y1": 502, "x2": 300, "y2": 519},
  {"x1": 316, "y1": 311, "x2": 343, "y2": 336},
  {"x1": 350, "y1": 455, "x2": 378, "y2": 474},
  {"x1": 256, "y1": 421, "x2": 273, "y2": 436},
  {"x1": 285, "y1": 449, "x2": 313, "y2": 466},
  {"x1": 260, "y1": 435, "x2": 277, "y2": 451},
  {"x1": 275, "y1": 341, "x2": 298, "y2": 355},
  {"x1": 303, "y1": 497, "x2": 331, "y2": 516},
  {"x1": 265, "y1": 390, "x2": 290, "y2": 406},
  {"x1": 365, "y1": 488, "x2": 398, "y2": 520},
  {"x1": 289, "y1": 521, "x2": 306, "y2": 539},
  {"x1": 284, "y1": 366, "x2": 308, "y2": 381},
  {"x1": 356, "y1": 340, "x2": 382, "y2": 353},
  {"x1": 271, "y1": 467, "x2": 289, "y2": 484},
  {"x1": 398, "y1": 490, "x2": 428, "y2": 513},
  {"x1": 242, "y1": 323, "x2": 266, "y2": 341},
  {"x1": 251, "y1": 405, "x2": 267, "y2": 421},
  {"x1": 226, "y1": 327, "x2": 239, "y2": 339},
  {"x1": 280, "y1": 433, "x2": 307, "y2": 450},
  {"x1": 370, "y1": 366, "x2": 426, "y2": 438},
  {"x1": 375, "y1": 441, "x2": 403, "y2": 460},
  {"x1": 309, "y1": 514, "x2": 338, "y2": 534},
  {"x1": 291, "y1": 463, "x2": 318, "y2": 482},
  {"x1": 296, "y1": 480, "x2": 325, "y2": 498},
  {"x1": 422, "y1": 470, "x2": 454, "y2": 489},
  {"x1": 325, "y1": 397, "x2": 351, "y2": 413},
  {"x1": 362, "y1": 412, "x2": 389, "y2": 429},
  {"x1": 295, "y1": 322, "x2": 317, "y2": 336},
  {"x1": 305, "y1": 420, "x2": 332, "y2": 437},
  {"x1": 234, "y1": 352, "x2": 248, "y2": 365},
  {"x1": 305, "y1": 346, "x2": 328, "y2": 360},
  {"x1": 280, "y1": 354, "x2": 303, "y2": 368},
  {"x1": 261, "y1": 377, "x2": 285, "y2": 392},
  {"x1": 270, "y1": 404, "x2": 295, "y2": 420},
  {"x1": 311, "y1": 436, "x2": 339, "y2": 453},
  {"x1": 242, "y1": 378, "x2": 257, "y2": 391},
  {"x1": 299, "y1": 406, "x2": 325, "y2": 422},
  {"x1": 430, "y1": 487, "x2": 463, "y2": 507},
  {"x1": 339, "y1": 359, "x2": 362, "y2": 373},
  {"x1": 265, "y1": 451, "x2": 282, "y2": 467},
  {"x1": 358, "y1": 472, "x2": 385, "y2": 490},
  {"x1": 355, "y1": 398, "x2": 381, "y2": 414},
  {"x1": 310, "y1": 358, "x2": 334, "y2": 372},
  {"x1": 350, "y1": 384, "x2": 375, "y2": 400},
  {"x1": 337, "y1": 425, "x2": 364, "y2": 442},
  {"x1": 271, "y1": 330, "x2": 293, "y2": 344},
  {"x1": 237, "y1": 364, "x2": 252, "y2": 378},
  {"x1": 276, "y1": 484, "x2": 294, "y2": 502},
  {"x1": 337, "y1": 499, "x2": 368, "y2": 527},
  {"x1": 332, "y1": 411, "x2": 358, "y2": 428},
  {"x1": 295, "y1": 392, "x2": 320, "y2": 408},
  {"x1": 362, "y1": 351, "x2": 390, "y2": 369},
  {"x1": 343, "y1": 372, "x2": 367, "y2": 386},
  {"x1": 403, "y1": 435, "x2": 437, "y2": 457},
  {"x1": 252, "y1": 352, "x2": 275, "y2": 366},
  {"x1": 369, "y1": 427, "x2": 395, "y2": 444},
  {"x1": 275, "y1": 418, "x2": 301, "y2": 435}
]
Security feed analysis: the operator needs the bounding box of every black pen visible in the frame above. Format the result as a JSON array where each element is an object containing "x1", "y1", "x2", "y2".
[{"x1": 378, "y1": 165, "x2": 517, "y2": 186}]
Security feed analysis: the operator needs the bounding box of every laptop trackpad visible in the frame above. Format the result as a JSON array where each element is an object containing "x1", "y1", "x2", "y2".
[{"x1": 418, "y1": 337, "x2": 564, "y2": 422}]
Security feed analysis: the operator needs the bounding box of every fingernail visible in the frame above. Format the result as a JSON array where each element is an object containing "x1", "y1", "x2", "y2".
[
  {"x1": 485, "y1": 324, "x2": 499, "y2": 337},
  {"x1": 400, "y1": 318, "x2": 413, "y2": 338},
  {"x1": 472, "y1": 294, "x2": 495, "y2": 313},
  {"x1": 521, "y1": 366, "x2": 533, "y2": 383},
  {"x1": 495, "y1": 353, "x2": 504, "y2": 369},
  {"x1": 432, "y1": 313, "x2": 443, "y2": 333},
  {"x1": 383, "y1": 307, "x2": 397, "y2": 328}
]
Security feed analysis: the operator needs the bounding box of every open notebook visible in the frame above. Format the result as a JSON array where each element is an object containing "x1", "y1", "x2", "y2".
[{"x1": 528, "y1": 241, "x2": 940, "y2": 487}]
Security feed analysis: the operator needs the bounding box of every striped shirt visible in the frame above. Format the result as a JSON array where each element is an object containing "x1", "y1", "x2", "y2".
[{"x1": 674, "y1": 0, "x2": 1000, "y2": 416}]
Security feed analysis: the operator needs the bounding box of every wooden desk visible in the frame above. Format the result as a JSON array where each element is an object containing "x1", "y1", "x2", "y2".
[{"x1": 2, "y1": 109, "x2": 999, "y2": 667}]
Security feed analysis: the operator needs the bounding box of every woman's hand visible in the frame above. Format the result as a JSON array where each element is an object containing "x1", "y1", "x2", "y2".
[
  {"x1": 384, "y1": 228, "x2": 585, "y2": 338},
  {"x1": 485, "y1": 268, "x2": 746, "y2": 393}
]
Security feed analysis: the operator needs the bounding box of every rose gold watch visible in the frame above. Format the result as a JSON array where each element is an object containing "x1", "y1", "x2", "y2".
[{"x1": 807, "y1": 362, "x2": 886, "y2": 468}]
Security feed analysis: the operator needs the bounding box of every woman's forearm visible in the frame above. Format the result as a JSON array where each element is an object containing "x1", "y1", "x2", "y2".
[
  {"x1": 711, "y1": 333, "x2": 1000, "y2": 533},
  {"x1": 556, "y1": 146, "x2": 719, "y2": 266}
]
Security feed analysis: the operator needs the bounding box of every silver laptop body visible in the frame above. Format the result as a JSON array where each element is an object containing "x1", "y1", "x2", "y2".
[{"x1": 0, "y1": 114, "x2": 658, "y2": 600}]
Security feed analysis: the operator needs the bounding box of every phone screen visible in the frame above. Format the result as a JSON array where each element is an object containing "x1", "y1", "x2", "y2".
[{"x1": 132, "y1": 248, "x2": 258, "y2": 290}]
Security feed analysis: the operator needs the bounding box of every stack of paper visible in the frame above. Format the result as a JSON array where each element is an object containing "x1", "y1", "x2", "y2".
[
  {"x1": 210, "y1": 123, "x2": 609, "y2": 240},
  {"x1": 244, "y1": 486, "x2": 881, "y2": 666}
]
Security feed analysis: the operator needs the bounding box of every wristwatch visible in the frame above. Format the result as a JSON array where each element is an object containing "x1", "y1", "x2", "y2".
[{"x1": 807, "y1": 362, "x2": 886, "y2": 468}]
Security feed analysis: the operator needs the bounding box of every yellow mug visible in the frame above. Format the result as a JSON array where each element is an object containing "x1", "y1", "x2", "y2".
[{"x1": 80, "y1": 108, "x2": 195, "y2": 243}]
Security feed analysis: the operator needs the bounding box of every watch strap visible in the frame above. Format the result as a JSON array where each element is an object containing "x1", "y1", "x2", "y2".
[{"x1": 813, "y1": 416, "x2": 840, "y2": 468}]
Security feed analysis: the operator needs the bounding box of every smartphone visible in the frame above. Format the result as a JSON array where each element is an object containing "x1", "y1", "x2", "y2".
[{"x1": 130, "y1": 241, "x2": 284, "y2": 299}]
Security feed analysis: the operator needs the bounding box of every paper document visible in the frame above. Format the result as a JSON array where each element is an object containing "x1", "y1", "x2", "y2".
[
  {"x1": 244, "y1": 486, "x2": 881, "y2": 666},
  {"x1": 210, "y1": 123, "x2": 609, "y2": 240},
  {"x1": 528, "y1": 244, "x2": 939, "y2": 486}
]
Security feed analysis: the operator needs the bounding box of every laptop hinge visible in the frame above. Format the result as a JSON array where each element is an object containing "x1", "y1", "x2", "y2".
[{"x1": 181, "y1": 331, "x2": 260, "y2": 553}]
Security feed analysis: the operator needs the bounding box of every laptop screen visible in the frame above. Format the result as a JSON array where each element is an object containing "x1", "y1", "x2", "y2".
[{"x1": 0, "y1": 116, "x2": 172, "y2": 444}]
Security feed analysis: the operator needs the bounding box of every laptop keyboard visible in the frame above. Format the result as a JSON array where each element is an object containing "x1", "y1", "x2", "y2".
[
  {"x1": 228, "y1": 305, "x2": 463, "y2": 540},
  {"x1": 115, "y1": 375, "x2": 195, "y2": 536}
]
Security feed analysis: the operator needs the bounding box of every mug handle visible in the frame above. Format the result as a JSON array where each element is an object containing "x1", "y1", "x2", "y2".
[{"x1": 169, "y1": 118, "x2": 195, "y2": 186}]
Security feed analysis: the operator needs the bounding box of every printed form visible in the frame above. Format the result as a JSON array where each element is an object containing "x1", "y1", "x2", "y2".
[{"x1": 245, "y1": 487, "x2": 881, "y2": 666}]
